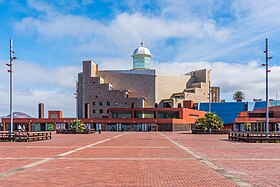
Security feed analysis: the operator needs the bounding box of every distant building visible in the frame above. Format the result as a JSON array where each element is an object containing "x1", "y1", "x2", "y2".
[
  {"x1": 1, "y1": 106, "x2": 206, "y2": 132},
  {"x1": 195, "y1": 100, "x2": 280, "y2": 127},
  {"x1": 233, "y1": 105, "x2": 280, "y2": 132},
  {"x1": 210, "y1": 87, "x2": 220, "y2": 102},
  {"x1": 78, "y1": 44, "x2": 211, "y2": 118},
  {"x1": 1, "y1": 44, "x2": 215, "y2": 132}
]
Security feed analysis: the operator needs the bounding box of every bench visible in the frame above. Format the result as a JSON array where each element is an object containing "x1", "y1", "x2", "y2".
[
  {"x1": 26, "y1": 132, "x2": 52, "y2": 142},
  {"x1": 0, "y1": 131, "x2": 14, "y2": 141},
  {"x1": 228, "y1": 132, "x2": 280, "y2": 143},
  {"x1": 13, "y1": 131, "x2": 51, "y2": 142}
]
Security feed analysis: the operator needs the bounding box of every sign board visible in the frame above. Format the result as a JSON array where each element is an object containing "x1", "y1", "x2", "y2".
[
  {"x1": 32, "y1": 123, "x2": 41, "y2": 132},
  {"x1": 46, "y1": 123, "x2": 54, "y2": 131},
  {"x1": 56, "y1": 123, "x2": 66, "y2": 130},
  {"x1": 84, "y1": 123, "x2": 91, "y2": 129}
]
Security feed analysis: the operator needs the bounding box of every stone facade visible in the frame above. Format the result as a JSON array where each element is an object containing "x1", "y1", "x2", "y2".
[
  {"x1": 159, "y1": 69, "x2": 210, "y2": 108},
  {"x1": 78, "y1": 61, "x2": 146, "y2": 118},
  {"x1": 78, "y1": 61, "x2": 211, "y2": 118}
]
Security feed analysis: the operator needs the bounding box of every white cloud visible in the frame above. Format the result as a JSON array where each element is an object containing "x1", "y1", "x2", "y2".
[
  {"x1": 14, "y1": 5, "x2": 231, "y2": 59},
  {"x1": 0, "y1": 60, "x2": 80, "y2": 117}
]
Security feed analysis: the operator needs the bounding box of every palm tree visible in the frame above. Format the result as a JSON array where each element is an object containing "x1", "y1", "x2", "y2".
[
  {"x1": 195, "y1": 112, "x2": 223, "y2": 132},
  {"x1": 233, "y1": 91, "x2": 245, "y2": 102},
  {"x1": 70, "y1": 120, "x2": 85, "y2": 133}
]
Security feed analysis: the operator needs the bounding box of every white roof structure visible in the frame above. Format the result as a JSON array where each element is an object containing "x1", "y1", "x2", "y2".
[{"x1": 132, "y1": 44, "x2": 152, "y2": 57}]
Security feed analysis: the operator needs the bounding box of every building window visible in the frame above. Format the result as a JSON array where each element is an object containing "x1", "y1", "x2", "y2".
[
  {"x1": 100, "y1": 102, "x2": 103, "y2": 106},
  {"x1": 93, "y1": 109, "x2": 96, "y2": 113},
  {"x1": 50, "y1": 114, "x2": 58, "y2": 119},
  {"x1": 100, "y1": 109, "x2": 103, "y2": 114},
  {"x1": 95, "y1": 95, "x2": 98, "y2": 98},
  {"x1": 107, "y1": 101, "x2": 111, "y2": 106},
  {"x1": 93, "y1": 102, "x2": 95, "y2": 106},
  {"x1": 131, "y1": 103, "x2": 135, "y2": 108},
  {"x1": 107, "y1": 109, "x2": 109, "y2": 113}
]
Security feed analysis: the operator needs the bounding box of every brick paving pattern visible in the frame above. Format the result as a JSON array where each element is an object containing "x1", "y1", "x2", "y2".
[{"x1": 0, "y1": 132, "x2": 278, "y2": 186}]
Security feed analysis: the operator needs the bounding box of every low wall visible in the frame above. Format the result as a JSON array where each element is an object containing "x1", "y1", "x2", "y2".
[{"x1": 173, "y1": 124, "x2": 191, "y2": 131}]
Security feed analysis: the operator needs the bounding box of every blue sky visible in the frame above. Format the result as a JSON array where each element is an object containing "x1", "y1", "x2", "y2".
[{"x1": 1, "y1": 0, "x2": 280, "y2": 117}]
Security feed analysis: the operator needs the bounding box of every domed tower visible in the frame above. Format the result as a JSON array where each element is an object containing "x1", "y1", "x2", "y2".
[{"x1": 132, "y1": 43, "x2": 152, "y2": 69}]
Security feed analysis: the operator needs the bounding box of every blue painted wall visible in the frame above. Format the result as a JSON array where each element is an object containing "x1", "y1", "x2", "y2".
[{"x1": 195, "y1": 101, "x2": 273, "y2": 124}]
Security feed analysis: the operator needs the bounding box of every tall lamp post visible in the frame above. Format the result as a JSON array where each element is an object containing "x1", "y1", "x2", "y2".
[
  {"x1": 75, "y1": 81, "x2": 78, "y2": 129},
  {"x1": 262, "y1": 38, "x2": 272, "y2": 138},
  {"x1": 208, "y1": 70, "x2": 212, "y2": 113},
  {"x1": 6, "y1": 39, "x2": 17, "y2": 134}
]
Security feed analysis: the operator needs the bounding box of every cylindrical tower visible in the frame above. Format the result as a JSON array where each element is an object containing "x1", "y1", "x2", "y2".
[{"x1": 132, "y1": 43, "x2": 152, "y2": 69}]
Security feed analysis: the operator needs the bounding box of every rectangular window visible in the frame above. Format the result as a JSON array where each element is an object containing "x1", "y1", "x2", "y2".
[
  {"x1": 93, "y1": 109, "x2": 96, "y2": 114},
  {"x1": 107, "y1": 101, "x2": 111, "y2": 106},
  {"x1": 100, "y1": 109, "x2": 103, "y2": 114},
  {"x1": 100, "y1": 102, "x2": 103, "y2": 106},
  {"x1": 93, "y1": 102, "x2": 95, "y2": 106},
  {"x1": 50, "y1": 114, "x2": 58, "y2": 119}
]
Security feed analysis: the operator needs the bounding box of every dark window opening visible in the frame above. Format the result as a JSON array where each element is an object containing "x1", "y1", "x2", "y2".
[{"x1": 163, "y1": 103, "x2": 172, "y2": 108}]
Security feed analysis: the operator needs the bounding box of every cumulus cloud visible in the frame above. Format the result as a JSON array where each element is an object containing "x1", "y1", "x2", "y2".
[
  {"x1": 0, "y1": 60, "x2": 80, "y2": 117},
  {"x1": 14, "y1": 1, "x2": 231, "y2": 59}
]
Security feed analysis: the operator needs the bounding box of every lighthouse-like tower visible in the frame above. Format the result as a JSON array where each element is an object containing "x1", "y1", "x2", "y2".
[{"x1": 132, "y1": 43, "x2": 152, "y2": 69}]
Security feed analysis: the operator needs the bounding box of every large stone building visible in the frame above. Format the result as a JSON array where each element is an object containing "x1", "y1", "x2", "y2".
[{"x1": 77, "y1": 44, "x2": 211, "y2": 118}]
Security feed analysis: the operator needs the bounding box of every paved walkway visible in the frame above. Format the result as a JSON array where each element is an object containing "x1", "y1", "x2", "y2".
[{"x1": 0, "y1": 132, "x2": 279, "y2": 186}]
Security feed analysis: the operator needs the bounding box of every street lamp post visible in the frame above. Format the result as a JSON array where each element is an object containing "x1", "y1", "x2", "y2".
[
  {"x1": 208, "y1": 70, "x2": 212, "y2": 113},
  {"x1": 6, "y1": 39, "x2": 17, "y2": 134},
  {"x1": 262, "y1": 38, "x2": 272, "y2": 138},
  {"x1": 75, "y1": 81, "x2": 78, "y2": 129}
]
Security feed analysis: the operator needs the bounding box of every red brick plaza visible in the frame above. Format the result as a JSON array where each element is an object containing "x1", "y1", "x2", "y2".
[{"x1": 0, "y1": 132, "x2": 279, "y2": 187}]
